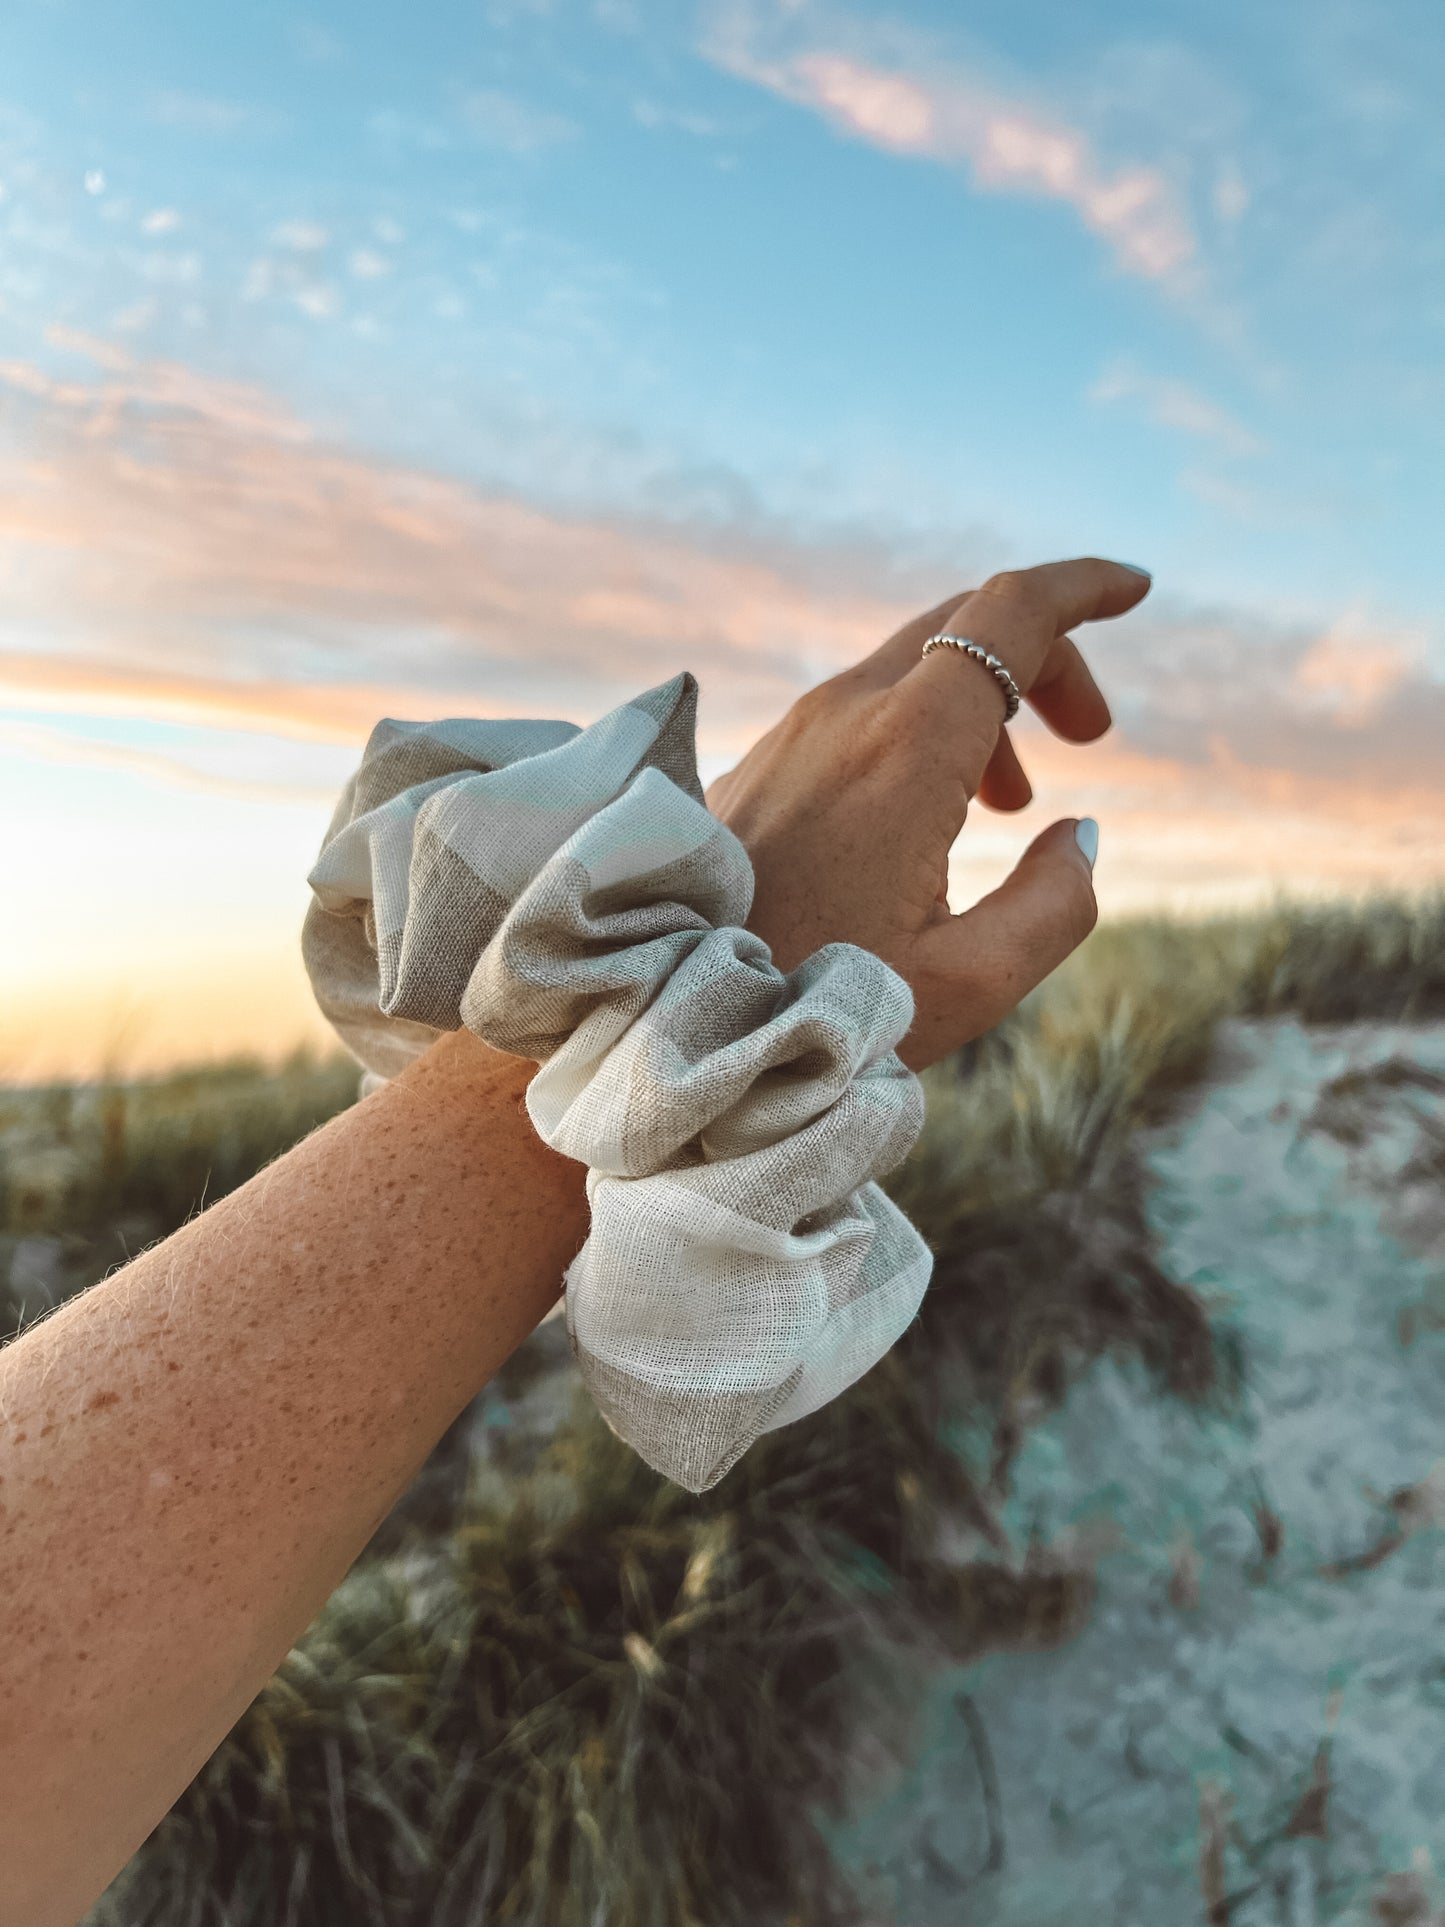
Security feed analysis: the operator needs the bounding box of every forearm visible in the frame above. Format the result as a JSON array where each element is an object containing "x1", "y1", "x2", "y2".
[{"x1": 0, "y1": 1030, "x2": 588, "y2": 1927}]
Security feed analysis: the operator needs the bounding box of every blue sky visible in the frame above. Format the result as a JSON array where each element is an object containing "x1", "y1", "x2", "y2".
[{"x1": 2, "y1": 0, "x2": 1442, "y2": 1072}]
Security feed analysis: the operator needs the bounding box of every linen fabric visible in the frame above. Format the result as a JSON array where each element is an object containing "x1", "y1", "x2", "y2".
[{"x1": 303, "y1": 674, "x2": 932, "y2": 1491}]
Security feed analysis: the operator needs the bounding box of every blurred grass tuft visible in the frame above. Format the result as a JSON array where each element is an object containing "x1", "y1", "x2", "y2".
[
  {"x1": 1, "y1": 1050, "x2": 361, "y2": 1336},
  {"x1": 1, "y1": 894, "x2": 1439, "y2": 1924}
]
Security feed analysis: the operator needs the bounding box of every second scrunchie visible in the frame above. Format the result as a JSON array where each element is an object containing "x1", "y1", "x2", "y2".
[{"x1": 302, "y1": 674, "x2": 932, "y2": 1491}]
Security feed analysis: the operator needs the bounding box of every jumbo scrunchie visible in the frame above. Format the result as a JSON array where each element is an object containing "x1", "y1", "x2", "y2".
[{"x1": 302, "y1": 674, "x2": 932, "y2": 1491}]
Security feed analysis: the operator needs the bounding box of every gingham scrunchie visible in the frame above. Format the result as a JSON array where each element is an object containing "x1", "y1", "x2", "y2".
[{"x1": 302, "y1": 674, "x2": 931, "y2": 1492}]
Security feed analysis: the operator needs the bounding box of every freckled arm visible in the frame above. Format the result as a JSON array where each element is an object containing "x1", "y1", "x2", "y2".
[{"x1": 0, "y1": 1031, "x2": 588, "y2": 1927}]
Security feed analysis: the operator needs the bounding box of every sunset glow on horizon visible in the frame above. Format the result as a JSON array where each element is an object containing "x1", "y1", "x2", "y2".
[{"x1": 2, "y1": 0, "x2": 1442, "y2": 1079}]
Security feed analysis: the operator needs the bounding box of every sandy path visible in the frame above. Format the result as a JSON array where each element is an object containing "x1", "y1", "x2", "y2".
[{"x1": 839, "y1": 1018, "x2": 1445, "y2": 1925}]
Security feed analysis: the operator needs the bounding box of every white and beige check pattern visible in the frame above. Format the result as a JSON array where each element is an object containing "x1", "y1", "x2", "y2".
[{"x1": 303, "y1": 674, "x2": 931, "y2": 1491}]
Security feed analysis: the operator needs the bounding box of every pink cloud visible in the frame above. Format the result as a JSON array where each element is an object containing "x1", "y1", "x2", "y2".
[
  {"x1": 706, "y1": 21, "x2": 1197, "y2": 283},
  {"x1": 0, "y1": 334, "x2": 909, "y2": 758},
  {"x1": 948, "y1": 721, "x2": 1445, "y2": 917},
  {"x1": 1292, "y1": 617, "x2": 1423, "y2": 725},
  {"x1": 0, "y1": 717, "x2": 339, "y2": 805},
  {"x1": 1, "y1": 332, "x2": 1442, "y2": 899}
]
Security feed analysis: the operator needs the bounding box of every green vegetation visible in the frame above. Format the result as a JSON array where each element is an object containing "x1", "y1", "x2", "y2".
[
  {"x1": 0, "y1": 1051, "x2": 361, "y2": 1345},
  {"x1": 2, "y1": 894, "x2": 1441, "y2": 1926}
]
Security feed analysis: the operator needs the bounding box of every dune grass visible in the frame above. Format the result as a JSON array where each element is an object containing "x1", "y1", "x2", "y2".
[
  {"x1": 2, "y1": 893, "x2": 1440, "y2": 1924},
  {"x1": 0, "y1": 1051, "x2": 361, "y2": 1345}
]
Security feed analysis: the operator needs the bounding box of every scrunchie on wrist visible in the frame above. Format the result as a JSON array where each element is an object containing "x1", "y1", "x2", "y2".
[{"x1": 302, "y1": 674, "x2": 932, "y2": 1492}]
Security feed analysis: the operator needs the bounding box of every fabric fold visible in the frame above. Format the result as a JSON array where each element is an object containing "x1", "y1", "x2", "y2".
[{"x1": 303, "y1": 674, "x2": 932, "y2": 1491}]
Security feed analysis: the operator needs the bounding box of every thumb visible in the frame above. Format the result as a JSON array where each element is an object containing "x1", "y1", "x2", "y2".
[{"x1": 902, "y1": 817, "x2": 1099, "y2": 1068}]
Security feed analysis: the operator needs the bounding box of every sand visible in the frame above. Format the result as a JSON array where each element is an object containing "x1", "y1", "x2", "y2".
[{"x1": 839, "y1": 1017, "x2": 1445, "y2": 1925}]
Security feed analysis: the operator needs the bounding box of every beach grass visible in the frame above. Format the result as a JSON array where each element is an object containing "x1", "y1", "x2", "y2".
[{"x1": 2, "y1": 892, "x2": 1440, "y2": 1924}]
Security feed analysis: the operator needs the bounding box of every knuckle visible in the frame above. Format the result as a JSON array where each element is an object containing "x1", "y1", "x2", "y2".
[
  {"x1": 777, "y1": 677, "x2": 892, "y2": 783},
  {"x1": 981, "y1": 568, "x2": 1038, "y2": 608},
  {"x1": 776, "y1": 680, "x2": 839, "y2": 739},
  {"x1": 793, "y1": 680, "x2": 839, "y2": 718}
]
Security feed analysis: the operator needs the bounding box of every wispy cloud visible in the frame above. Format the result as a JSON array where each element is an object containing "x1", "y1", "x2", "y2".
[
  {"x1": 949, "y1": 718, "x2": 1445, "y2": 916},
  {"x1": 704, "y1": 5, "x2": 1198, "y2": 283},
  {"x1": 273, "y1": 219, "x2": 330, "y2": 252},
  {"x1": 2, "y1": 325, "x2": 307, "y2": 439},
  {"x1": 0, "y1": 333, "x2": 898, "y2": 755},
  {"x1": 147, "y1": 91, "x2": 259, "y2": 137},
  {"x1": 0, "y1": 718, "x2": 344, "y2": 805},
  {"x1": 1090, "y1": 363, "x2": 1265, "y2": 456},
  {"x1": 288, "y1": 20, "x2": 345, "y2": 65},
  {"x1": 0, "y1": 651, "x2": 477, "y2": 745},
  {"x1": 484, "y1": 0, "x2": 556, "y2": 22},
  {"x1": 1292, "y1": 611, "x2": 1424, "y2": 725},
  {"x1": 1213, "y1": 165, "x2": 1249, "y2": 224},
  {"x1": 1176, "y1": 466, "x2": 1347, "y2": 529},
  {"x1": 2, "y1": 332, "x2": 1442, "y2": 868},
  {"x1": 458, "y1": 88, "x2": 579, "y2": 154},
  {"x1": 631, "y1": 99, "x2": 732, "y2": 139},
  {"x1": 348, "y1": 247, "x2": 391, "y2": 280},
  {"x1": 1076, "y1": 599, "x2": 1445, "y2": 797}
]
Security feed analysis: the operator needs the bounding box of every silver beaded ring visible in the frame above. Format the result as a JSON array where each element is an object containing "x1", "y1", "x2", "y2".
[{"x1": 921, "y1": 634, "x2": 1023, "y2": 721}]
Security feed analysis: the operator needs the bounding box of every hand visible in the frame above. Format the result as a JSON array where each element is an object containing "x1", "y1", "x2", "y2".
[{"x1": 706, "y1": 557, "x2": 1150, "y2": 1069}]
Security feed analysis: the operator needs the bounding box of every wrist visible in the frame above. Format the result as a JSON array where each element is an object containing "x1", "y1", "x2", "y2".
[{"x1": 396, "y1": 1028, "x2": 591, "y2": 1286}]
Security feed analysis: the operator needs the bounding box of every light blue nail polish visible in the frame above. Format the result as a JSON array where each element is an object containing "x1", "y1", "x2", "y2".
[
  {"x1": 1114, "y1": 562, "x2": 1152, "y2": 580},
  {"x1": 1075, "y1": 817, "x2": 1100, "y2": 867}
]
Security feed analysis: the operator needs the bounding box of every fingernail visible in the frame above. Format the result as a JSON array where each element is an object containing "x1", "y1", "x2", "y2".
[
  {"x1": 1075, "y1": 817, "x2": 1100, "y2": 867},
  {"x1": 1113, "y1": 562, "x2": 1152, "y2": 581}
]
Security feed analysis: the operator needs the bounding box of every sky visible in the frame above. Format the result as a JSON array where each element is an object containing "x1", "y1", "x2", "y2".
[{"x1": 1, "y1": 0, "x2": 1443, "y2": 1077}]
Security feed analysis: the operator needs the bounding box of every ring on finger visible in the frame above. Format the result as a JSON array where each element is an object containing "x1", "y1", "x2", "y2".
[{"x1": 921, "y1": 634, "x2": 1023, "y2": 721}]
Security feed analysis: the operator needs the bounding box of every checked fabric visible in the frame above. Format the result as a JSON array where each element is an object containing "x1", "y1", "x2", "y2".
[{"x1": 302, "y1": 674, "x2": 932, "y2": 1492}]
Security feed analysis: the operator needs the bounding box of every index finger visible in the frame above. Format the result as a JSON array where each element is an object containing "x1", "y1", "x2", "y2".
[
  {"x1": 894, "y1": 556, "x2": 1149, "y2": 788},
  {"x1": 860, "y1": 558, "x2": 1147, "y2": 690},
  {"x1": 937, "y1": 558, "x2": 1150, "y2": 682}
]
